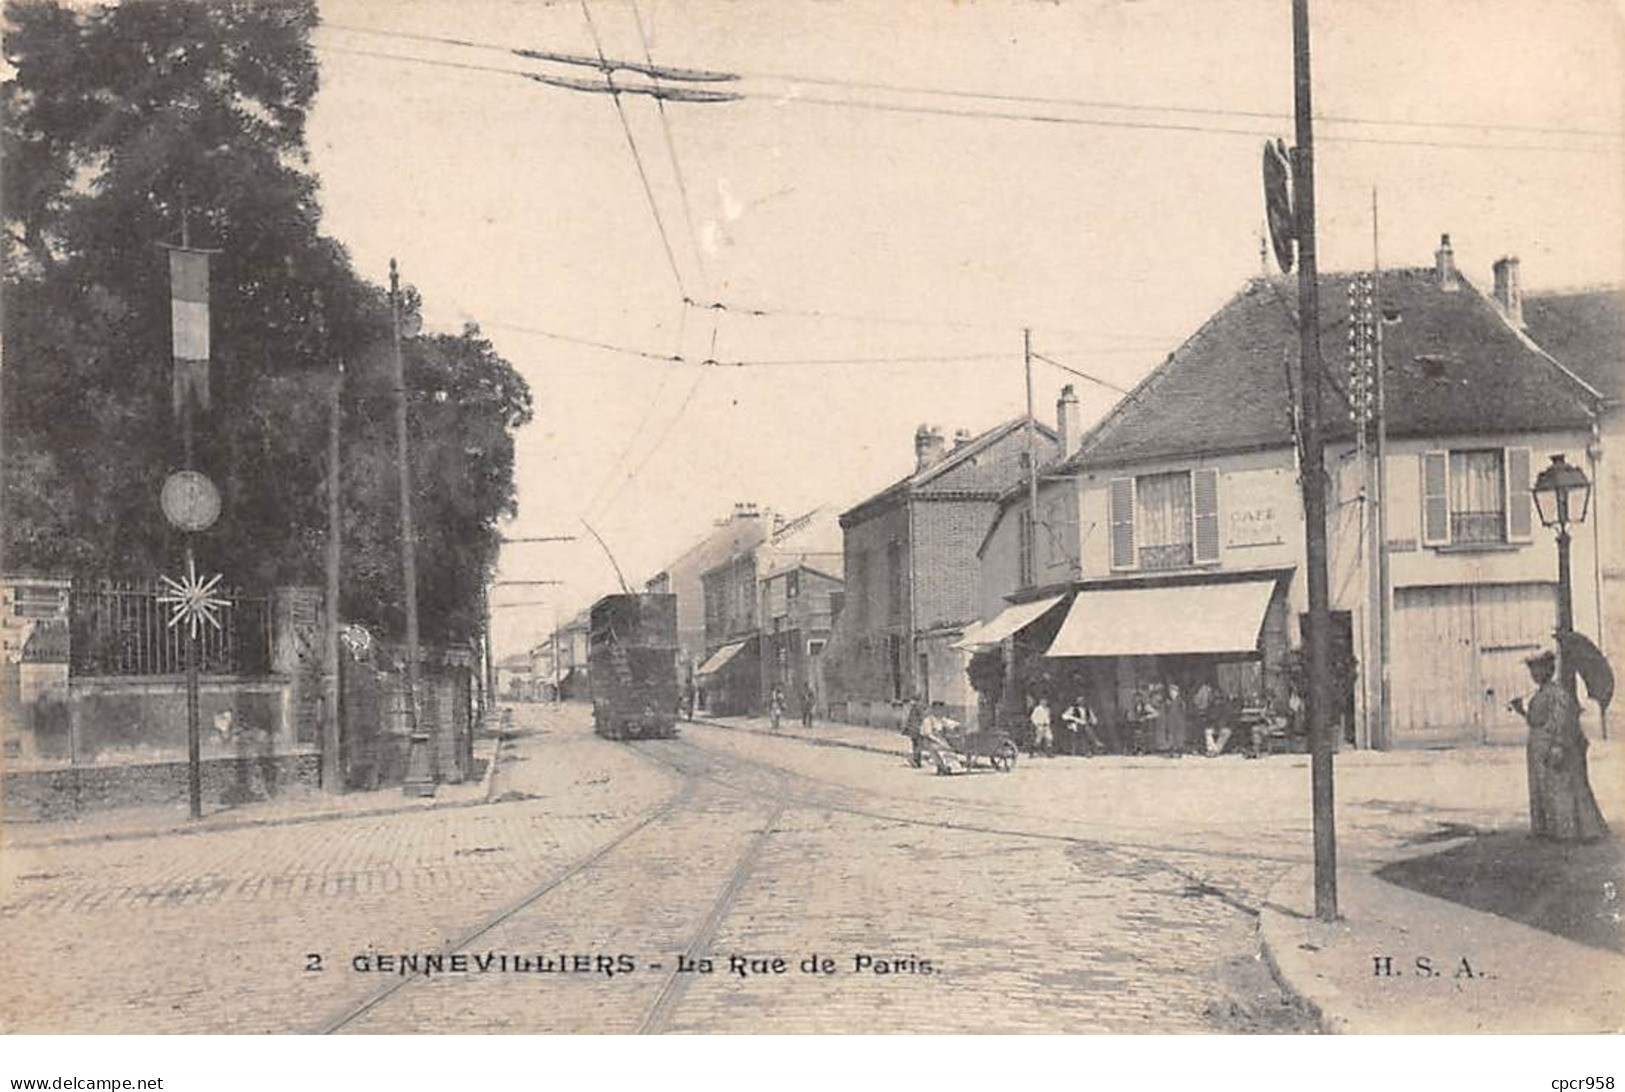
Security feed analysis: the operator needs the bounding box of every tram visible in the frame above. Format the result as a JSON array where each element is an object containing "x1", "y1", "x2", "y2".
[{"x1": 588, "y1": 593, "x2": 680, "y2": 740}]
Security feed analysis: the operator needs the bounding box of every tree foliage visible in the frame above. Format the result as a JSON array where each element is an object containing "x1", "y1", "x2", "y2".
[{"x1": 2, "y1": 0, "x2": 532, "y2": 645}]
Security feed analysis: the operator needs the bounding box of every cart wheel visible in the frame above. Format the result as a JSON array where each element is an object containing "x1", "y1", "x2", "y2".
[{"x1": 992, "y1": 740, "x2": 1018, "y2": 772}]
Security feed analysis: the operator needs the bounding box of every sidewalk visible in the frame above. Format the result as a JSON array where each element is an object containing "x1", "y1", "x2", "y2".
[
  {"x1": 1260, "y1": 846, "x2": 1625, "y2": 1034},
  {"x1": 691, "y1": 712, "x2": 913, "y2": 759},
  {"x1": 2, "y1": 727, "x2": 506, "y2": 850}
]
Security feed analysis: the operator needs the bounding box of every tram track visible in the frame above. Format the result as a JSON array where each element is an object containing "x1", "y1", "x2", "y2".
[
  {"x1": 314, "y1": 717, "x2": 1299, "y2": 1033},
  {"x1": 314, "y1": 734, "x2": 791, "y2": 1035}
]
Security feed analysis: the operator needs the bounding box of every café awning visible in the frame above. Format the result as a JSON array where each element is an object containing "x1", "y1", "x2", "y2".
[
  {"x1": 696, "y1": 640, "x2": 748, "y2": 677},
  {"x1": 953, "y1": 595, "x2": 1066, "y2": 650},
  {"x1": 1044, "y1": 578, "x2": 1278, "y2": 658}
]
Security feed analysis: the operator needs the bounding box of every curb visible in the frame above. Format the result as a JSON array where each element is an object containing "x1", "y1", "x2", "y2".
[
  {"x1": 1256, "y1": 864, "x2": 1342, "y2": 1035},
  {"x1": 689, "y1": 716, "x2": 911, "y2": 760},
  {"x1": 8, "y1": 733, "x2": 511, "y2": 851}
]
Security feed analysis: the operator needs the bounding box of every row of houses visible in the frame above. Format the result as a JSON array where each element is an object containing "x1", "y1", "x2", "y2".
[{"x1": 536, "y1": 234, "x2": 1618, "y2": 751}]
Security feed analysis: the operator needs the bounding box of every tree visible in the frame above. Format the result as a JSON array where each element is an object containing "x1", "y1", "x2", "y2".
[{"x1": 2, "y1": 0, "x2": 531, "y2": 645}]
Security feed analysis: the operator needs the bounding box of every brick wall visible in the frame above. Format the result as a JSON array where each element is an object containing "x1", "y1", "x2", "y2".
[{"x1": 912, "y1": 497, "x2": 999, "y2": 629}]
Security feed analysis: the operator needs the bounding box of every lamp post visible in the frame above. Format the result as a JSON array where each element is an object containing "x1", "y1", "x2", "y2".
[{"x1": 1531, "y1": 454, "x2": 1592, "y2": 699}]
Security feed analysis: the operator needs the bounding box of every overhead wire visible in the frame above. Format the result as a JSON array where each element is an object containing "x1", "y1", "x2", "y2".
[
  {"x1": 630, "y1": 0, "x2": 712, "y2": 300},
  {"x1": 1030, "y1": 350, "x2": 1139, "y2": 398},
  {"x1": 315, "y1": 20, "x2": 1625, "y2": 143},
  {"x1": 316, "y1": 39, "x2": 1619, "y2": 155},
  {"x1": 577, "y1": 0, "x2": 691, "y2": 300}
]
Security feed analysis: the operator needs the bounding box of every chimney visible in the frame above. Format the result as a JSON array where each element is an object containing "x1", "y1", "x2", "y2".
[
  {"x1": 1492, "y1": 256, "x2": 1523, "y2": 327},
  {"x1": 1056, "y1": 384, "x2": 1081, "y2": 457},
  {"x1": 914, "y1": 424, "x2": 946, "y2": 472},
  {"x1": 952, "y1": 428, "x2": 974, "y2": 449},
  {"x1": 1435, "y1": 233, "x2": 1458, "y2": 290}
]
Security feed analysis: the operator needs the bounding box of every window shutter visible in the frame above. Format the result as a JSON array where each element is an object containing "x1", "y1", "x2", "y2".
[
  {"x1": 1109, "y1": 477, "x2": 1135, "y2": 570},
  {"x1": 1192, "y1": 468, "x2": 1220, "y2": 563},
  {"x1": 1505, "y1": 446, "x2": 1533, "y2": 542},
  {"x1": 1421, "y1": 450, "x2": 1450, "y2": 546}
]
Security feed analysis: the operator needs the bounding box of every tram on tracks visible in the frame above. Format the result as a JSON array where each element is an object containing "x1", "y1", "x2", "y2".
[{"x1": 588, "y1": 592, "x2": 680, "y2": 740}]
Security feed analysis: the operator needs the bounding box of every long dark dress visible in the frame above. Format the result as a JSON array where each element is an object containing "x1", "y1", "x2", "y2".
[{"x1": 1524, "y1": 681, "x2": 1609, "y2": 842}]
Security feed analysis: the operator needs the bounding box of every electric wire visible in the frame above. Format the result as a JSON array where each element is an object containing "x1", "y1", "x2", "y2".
[
  {"x1": 631, "y1": 0, "x2": 712, "y2": 300},
  {"x1": 1029, "y1": 350, "x2": 1138, "y2": 398},
  {"x1": 316, "y1": 21, "x2": 1624, "y2": 142},
  {"x1": 316, "y1": 40, "x2": 1619, "y2": 155},
  {"x1": 578, "y1": 0, "x2": 690, "y2": 300}
]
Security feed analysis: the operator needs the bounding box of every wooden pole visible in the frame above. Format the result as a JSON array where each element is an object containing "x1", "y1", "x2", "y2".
[
  {"x1": 323, "y1": 358, "x2": 344, "y2": 793},
  {"x1": 1292, "y1": 0, "x2": 1338, "y2": 921},
  {"x1": 391, "y1": 259, "x2": 431, "y2": 796}
]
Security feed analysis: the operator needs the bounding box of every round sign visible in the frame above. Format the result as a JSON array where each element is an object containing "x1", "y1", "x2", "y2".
[{"x1": 161, "y1": 471, "x2": 221, "y2": 533}]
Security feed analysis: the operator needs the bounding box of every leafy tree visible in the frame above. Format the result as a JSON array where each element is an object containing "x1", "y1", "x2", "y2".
[{"x1": 2, "y1": 0, "x2": 531, "y2": 645}]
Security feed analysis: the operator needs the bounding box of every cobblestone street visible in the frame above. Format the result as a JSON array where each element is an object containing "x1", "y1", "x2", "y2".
[{"x1": 9, "y1": 701, "x2": 1595, "y2": 1034}]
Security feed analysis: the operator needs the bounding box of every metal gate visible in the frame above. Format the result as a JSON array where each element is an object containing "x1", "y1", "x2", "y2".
[{"x1": 1391, "y1": 583, "x2": 1555, "y2": 747}]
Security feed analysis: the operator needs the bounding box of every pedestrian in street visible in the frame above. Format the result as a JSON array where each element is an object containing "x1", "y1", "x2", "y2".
[
  {"x1": 801, "y1": 680, "x2": 816, "y2": 729},
  {"x1": 1202, "y1": 685, "x2": 1235, "y2": 757},
  {"x1": 1062, "y1": 694, "x2": 1104, "y2": 755},
  {"x1": 1162, "y1": 683, "x2": 1188, "y2": 757},
  {"x1": 1029, "y1": 697, "x2": 1054, "y2": 757},
  {"x1": 1511, "y1": 651, "x2": 1609, "y2": 843},
  {"x1": 769, "y1": 685, "x2": 786, "y2": 732},
  {"x1": 901, "y1": 698, "x2": 926, "y2": 768}
]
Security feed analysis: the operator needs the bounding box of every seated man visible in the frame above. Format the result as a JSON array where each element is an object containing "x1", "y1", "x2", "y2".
[{"x1": 919, "y1": 704, "x2": 962, "y2": 774}]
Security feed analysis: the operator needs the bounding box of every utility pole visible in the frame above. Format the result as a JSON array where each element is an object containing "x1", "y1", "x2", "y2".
[
  {"x1": 179, "y1": 206, "x2": 202, "y2": 821},
  {"x1": 1292, "y1": 0, "x2": 1338, "y2": 921},
  {"x1": 1371, "y1": 189, "x2": 1392, "y2": 752},
  {"x1": 324, "y1": 356, "x2": 344, "y2": 794},
  {"x1": 1024, "y1": 327, "x2": 1039, "y2": 585},
  {"x1": 390, "y1": 259, "x2": 430, "y2": 796}
]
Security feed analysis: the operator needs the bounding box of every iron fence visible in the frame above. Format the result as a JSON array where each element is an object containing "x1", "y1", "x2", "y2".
[{"x1": 69, "y1": 581, "x2": 274, "y2": 677}]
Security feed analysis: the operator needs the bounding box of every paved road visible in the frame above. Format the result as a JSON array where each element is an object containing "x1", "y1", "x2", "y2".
[{"x1": 21, "y1": 700, "x2": 1556, "y2": 1033}]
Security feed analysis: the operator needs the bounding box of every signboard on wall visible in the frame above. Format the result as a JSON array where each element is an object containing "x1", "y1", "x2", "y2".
[{"x1": 1224, "y1": 469, "x2": 1288, "y2": 549}]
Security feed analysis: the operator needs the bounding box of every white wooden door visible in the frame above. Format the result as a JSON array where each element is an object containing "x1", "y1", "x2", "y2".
[{"x1": 1391, "y1": 583, "x2": 1555, "y2": 748}]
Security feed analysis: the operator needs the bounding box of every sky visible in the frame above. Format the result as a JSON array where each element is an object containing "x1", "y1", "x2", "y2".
[{"x1": 302, "y1": 0, "x2": 1625, "y2": 656}]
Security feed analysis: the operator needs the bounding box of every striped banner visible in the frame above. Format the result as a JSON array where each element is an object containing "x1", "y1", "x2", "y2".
[{"x1": 168, "y1": 247, "x2": 211, "y2": 414}]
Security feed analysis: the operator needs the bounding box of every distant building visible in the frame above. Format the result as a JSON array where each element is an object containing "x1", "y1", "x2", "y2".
[
  {"x1": 698, "y1": 508, "x2": 843, "y2": 716},
  {"x1": 645, "y1": 503, "x2": 775, "y2": 690},
  {"x1": 824, "y1": 415, "x2": 1060, "y2": 727}
]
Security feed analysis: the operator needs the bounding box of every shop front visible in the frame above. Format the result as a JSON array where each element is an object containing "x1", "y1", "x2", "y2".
[
  {"x1": 981, "y1": 570, "x2": 1298, "y2": 755},
  {"x1": 695, "y1": 634, "x2": 761, "y2": 716}
]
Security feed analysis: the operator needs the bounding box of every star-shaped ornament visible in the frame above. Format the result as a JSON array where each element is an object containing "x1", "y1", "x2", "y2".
[{"x1": 157, "y1": 557, "x2": 229, "y2": 639}]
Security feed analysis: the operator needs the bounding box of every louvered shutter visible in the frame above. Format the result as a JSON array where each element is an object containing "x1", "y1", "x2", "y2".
[
  {"x1": 1421, "y1": 451, "x2": 1450, "y2": 546},
  {"x1": 1109, "y1": 477, "x2": 1135, "y2": 570},
  {"x1": 1192, "y1": 468, "x2": 1220, "y2": 563},
  {"x1": 1505, "y1": 447, "x2": 1533, "y2": 543}
]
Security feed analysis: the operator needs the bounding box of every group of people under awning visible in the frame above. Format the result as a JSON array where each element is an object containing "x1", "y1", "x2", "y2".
[{"x1": 1017, "y1": 675, "x2": 1303, "y2": 760}]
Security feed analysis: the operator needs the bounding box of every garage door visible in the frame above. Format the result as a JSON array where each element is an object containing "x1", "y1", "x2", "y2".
[{"x1": 1391, "y1": 583, "x2": 1556, "y2": 747}]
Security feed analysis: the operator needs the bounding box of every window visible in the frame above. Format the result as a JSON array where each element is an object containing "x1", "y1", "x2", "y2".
[
  {"x1": 852, "y1": 551, "x2": 869, "y2": 628},
  {"x1": 807, "y1": 638, "x2": 826, "y2": 658},
  {"x1": 1109, "y1": 468, "x2": 1220, "y2": 571},
  {"x1": 887, "y1": 539, "x2": 904, "y2": 621},
  {"x1": 1018, "y1": 510, "x2": 1035, "y2": 587},
  {"x1": 1421, "y1": 447, "x2": 1532, "y2": 547}
]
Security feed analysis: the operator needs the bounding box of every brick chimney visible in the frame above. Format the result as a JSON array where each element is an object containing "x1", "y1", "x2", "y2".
[
  {"x1": 1492, "y1": 256, "x2": 1523, "y2": 327},
  {"x1": 1056, "y1": 384, "x2": 1081, "y2": 457},
  {"x1": 1435, "y1": 233, "x2": 1459, "y2": 290},
  {"x1": 952, "y1": 428, "x2": 974, "y2": 449},
  {"x1": 914, "y1": 424, "x2": 946, "y2": 472}
]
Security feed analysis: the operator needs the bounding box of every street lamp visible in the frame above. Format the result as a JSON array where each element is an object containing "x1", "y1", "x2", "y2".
[{"x1": 1531, "y1": 454, "x2": 1592, "y2": 697}]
